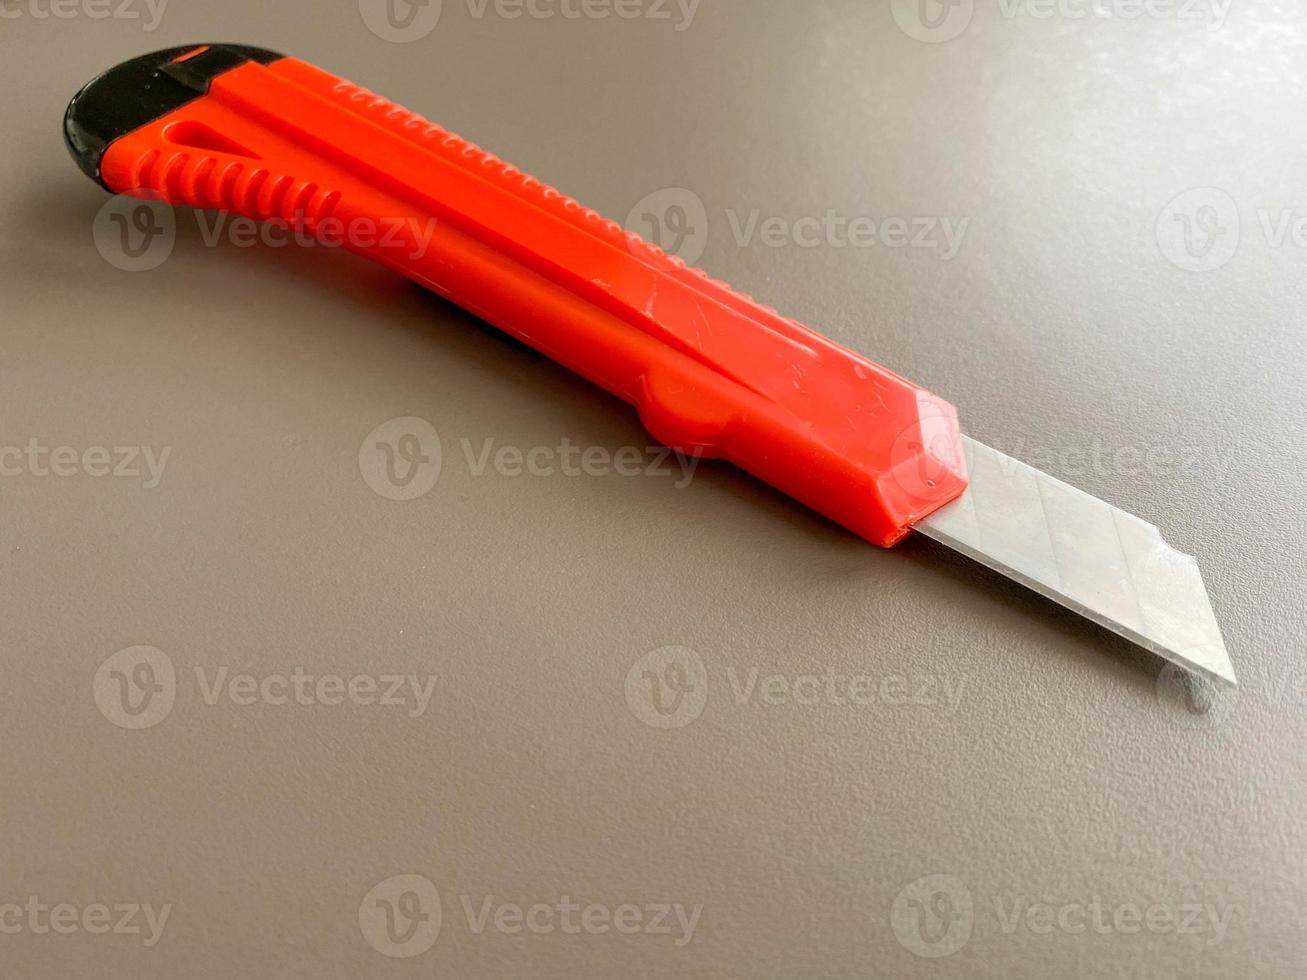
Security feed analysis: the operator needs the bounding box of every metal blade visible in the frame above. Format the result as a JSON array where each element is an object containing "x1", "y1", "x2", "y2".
[{"x1": 914, "y1": 437, "x2": 1236, "y2": 686}]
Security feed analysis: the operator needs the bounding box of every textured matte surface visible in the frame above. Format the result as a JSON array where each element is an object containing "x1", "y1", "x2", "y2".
[{"x1": 2, "y1": 1, "x2": 1305, "y2": 977}]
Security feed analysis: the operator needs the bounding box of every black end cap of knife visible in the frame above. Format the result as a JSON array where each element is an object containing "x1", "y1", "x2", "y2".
[{"x1": 64, "y1": 44, "x2": 285, "y2": 189}]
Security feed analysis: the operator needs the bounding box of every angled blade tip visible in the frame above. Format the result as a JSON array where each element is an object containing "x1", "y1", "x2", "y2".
[{"x1": 914, "y1": 437, "x2": 1237, "y2": 688}]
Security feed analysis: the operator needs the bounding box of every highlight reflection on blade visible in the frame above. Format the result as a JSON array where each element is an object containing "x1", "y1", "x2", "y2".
[{"x1": 914, "y1": 437, "x2": 1236, "y2": 686}]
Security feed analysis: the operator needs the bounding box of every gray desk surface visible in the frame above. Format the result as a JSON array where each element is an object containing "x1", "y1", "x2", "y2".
[{"x1": 2, "y1": 1, "x2": 1304, "y2": 976}]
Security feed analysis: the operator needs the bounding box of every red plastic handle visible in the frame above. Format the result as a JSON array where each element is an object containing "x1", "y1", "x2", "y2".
[{"x1": 91, "y1": 48, "x2": 968, "y2": 546}]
